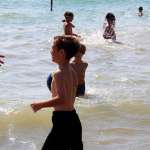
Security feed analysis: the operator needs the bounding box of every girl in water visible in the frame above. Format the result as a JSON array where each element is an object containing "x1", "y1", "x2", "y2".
[{"x1": 103, "y1": 13, "x2": 116, "y2": 41}]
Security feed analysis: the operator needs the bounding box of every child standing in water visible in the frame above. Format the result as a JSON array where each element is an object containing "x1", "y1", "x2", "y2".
[
  {"x1": 0, "y1": 55, "x2": 5, "y2": 66},
  {"x1": 138, "y1": 6, "x2": 143, "y2": 16},
  {"x1": 71, "y1": 44, "x2": 88, "y2": 97},
  {"x1": 31, "y1": 36, "x2": 83, "y2": 150},
  {"x1": 62, "y1": 11, "x2": 79, "y2": 37},
  {"x1": 103, "y1": 12, "x2": 116, "y2": 41}
]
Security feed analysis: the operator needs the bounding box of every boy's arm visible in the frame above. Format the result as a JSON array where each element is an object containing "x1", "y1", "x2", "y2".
[
  {"x1": 31, "y1": 73, "x2": 66, "y2": 112},
  {"x1": 71, "y1": 23, "x2": 75, "y2": 28},
  {"x1": 111, "y1": 29, "x2": 116, "y2": 40},
  {"x1": 103, "y1": 22, "x2": 107, "y2": 30},
  {"x1": 84, "y1": 62, "x2": 88, "y2": 72},
  {"x1": 31, "y1": 96, "x2": 64, "y2": 112},
  {"x1": 72, "y1": 33, "x2": 80, "y2": 37},
  {"x1": 0, "y1": 59, "x2": 4, "y2": 65},
  {"x1": 85, "y1": 62, "x2": 88, "y2": 67},
  {"x1": 0, "y1": 55, "x2": 5, "y2": 65},
  {"x1": 83, "y1": 62, "x2": 88, "y2": 68}
]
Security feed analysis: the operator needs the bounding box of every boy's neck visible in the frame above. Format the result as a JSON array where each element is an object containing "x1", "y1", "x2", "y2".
[
  {"x1": 58, "y1": 61, "x2": 70, "y2": 70},
  {"x1": 73, "y1": 57, "x2": 82, "y2": 63}
]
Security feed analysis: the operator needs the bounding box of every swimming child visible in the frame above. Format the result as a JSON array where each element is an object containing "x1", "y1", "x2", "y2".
[
  {"x1": 0, "y1": 55, "x2": 5, "y2": 66},
  {"x1": 31, "y1": 35, "x2": 83, "y2": 150},
  {"x1": 138, "y1": 6, "x2": 143, "y2": 16},
  {"x1": 103, "y1": 12, "x2": 116, "y2": 41},
  {"x1": 62, "y1": 11, "x2": 79, "y2": 37},
  {"x1": 71, "y1": 44, "x2": 88, "y2": 97}
]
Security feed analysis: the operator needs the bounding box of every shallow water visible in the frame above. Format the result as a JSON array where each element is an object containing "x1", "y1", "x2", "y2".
[{"x1": 0, "y1": 0, "x2": 150, "y2": 149}]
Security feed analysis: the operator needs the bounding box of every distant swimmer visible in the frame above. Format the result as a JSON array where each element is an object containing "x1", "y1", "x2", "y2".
[
  {"x1": 62, "y1": 11, "x2": 80, "y2": 37},
  {"x1": 138, "y1": 6, "x2": 143, "y2": 17},
  {"x1": 103, "y1": 12, "x2": 116, "y2": 41},
  {"x1": 0, "y1": 55, "x2": 5, "y2": 66}
]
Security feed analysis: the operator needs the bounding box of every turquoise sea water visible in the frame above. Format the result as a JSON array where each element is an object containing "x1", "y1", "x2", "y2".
[{"x1": 0, "y1": 0, "x2": 150, "y2": 150}]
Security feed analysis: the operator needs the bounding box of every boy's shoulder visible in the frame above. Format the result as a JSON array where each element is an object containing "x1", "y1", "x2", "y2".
[
  {"x1": 71, "y1": 61, "x2": 88, "y2": 65},
  {"x1": 63, "y1": 22, "x2": 68, "y2": 26},
  {"x1": 83, "y1": 61, "x2": 88, "y2": 68},
  {"x1": 81, "y1": 61, "x2": 88, "y2": 66},
  {"x1": 64, "y1": 22, "x2": 74, "y2": 27},
  {"x1": 71, "y1": 61, "x2": 88, "y2": 69},
  {"x1": 53, "y1": 71, "x2": 62, "y2": 80},
  {"x1": 81, "y1": 61, "x2": 88, "y2": 67},
  {"x1": 83, "y1": 61, "x2": 88, "y2": 65}
]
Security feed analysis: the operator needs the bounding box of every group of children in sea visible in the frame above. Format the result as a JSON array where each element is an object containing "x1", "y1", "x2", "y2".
[
  {"x1": 0, "y1": 6, "x2": 144, "y2": 150},
  {"x1": 0, "y1": 6, "x2": 144, "y2": 66},
  {"x1": 30, "y1": 11, "x2": 89, "y2": 150}
]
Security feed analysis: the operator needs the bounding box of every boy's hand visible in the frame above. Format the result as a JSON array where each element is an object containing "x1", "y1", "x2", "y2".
[{"x1": 30, "y1": 103, "x2": 41, "y2": 113}]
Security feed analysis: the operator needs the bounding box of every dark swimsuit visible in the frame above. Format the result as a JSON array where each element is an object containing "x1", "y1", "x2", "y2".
[
  {"x1": 47, "y1": 73, "x2": 53, "y2": 91},
  {"x1": 76, "y1": 83, "x2": 85, "y2": 97}
]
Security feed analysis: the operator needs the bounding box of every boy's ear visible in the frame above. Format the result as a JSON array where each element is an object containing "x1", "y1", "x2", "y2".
[{"x1": 59, "y1": 49, "x2": 65, "y2": 56}]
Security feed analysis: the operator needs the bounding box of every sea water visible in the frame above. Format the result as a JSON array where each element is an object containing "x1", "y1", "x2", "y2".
[{"x1": 0, "y1": 0, "x2": 150, "y2": 149}]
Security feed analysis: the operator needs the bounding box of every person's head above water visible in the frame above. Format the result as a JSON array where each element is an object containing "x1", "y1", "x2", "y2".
[
  {"x1": 139, "y1": 6, "x2": 143, "y2": 12},
  {"x1": 105, "y1": 13, "x2": 116, "y2": 22},
  {"x1": 105, "y1": 12, "x2": 116, "y2": 26},
  {"x1": 62, "y1": 11, "x2": 74, "y2": 22},
  {"x1": 138, "y1": 6, "x2": 143, "y2": 16}
]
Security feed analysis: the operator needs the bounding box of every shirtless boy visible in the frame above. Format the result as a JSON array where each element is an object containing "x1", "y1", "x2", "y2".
[
  {"x1": 31, "y1": 36, "x2": 83, "y2": 150},
  {"x1": 71, "y1": 44, "x2": 88, "y2": 96}
]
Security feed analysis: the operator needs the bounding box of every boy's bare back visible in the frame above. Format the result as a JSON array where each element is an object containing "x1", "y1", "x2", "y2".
[{"x1": 71, "y1": 61, "x2": 88, "y2": 85}]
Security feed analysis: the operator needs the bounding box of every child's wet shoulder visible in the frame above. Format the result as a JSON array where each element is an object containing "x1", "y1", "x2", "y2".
[
  {"x1": 83, "y1": 61, "x2": 88, "y2": 66},
  {"x1": 53, "y1": 71, "x2": 62, "y2": 78}
]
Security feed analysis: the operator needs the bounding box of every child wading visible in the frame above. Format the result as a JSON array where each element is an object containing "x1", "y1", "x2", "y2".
[
  {"x1": 31, "y1": 36, "x2": 83, "y2": 150},
  {"x1": 62, "y1": 11, "x2": 79, "y2": 37},
  {"x1": 103, "y1": 12, "x2": 116, "y2": 41},
  {"x1": 138, "y1": 6, "x2": 143, "y2": 16},
  {"x1": 71, "y1": 44, "x2": 88, "y2": 97}
]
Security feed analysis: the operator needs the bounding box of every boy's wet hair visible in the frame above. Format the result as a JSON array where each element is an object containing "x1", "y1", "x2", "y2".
[
  {"x1": 105, "y1": 13, "x2": 116, "y2": 21},
  {"x1": 139, "y1": 6, "x2": 143, "y2": 11},
  {"x1": 54, "y1": 36, "x2": 80, "y2": 60},
  {"x1": 64, "y1": 11, "x2": 74, "y2": 18},
  {"x1": 79, "y1": 44, "x2": 86, "y2": 54}
]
